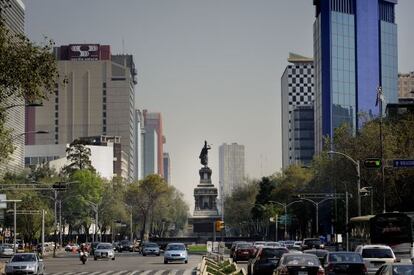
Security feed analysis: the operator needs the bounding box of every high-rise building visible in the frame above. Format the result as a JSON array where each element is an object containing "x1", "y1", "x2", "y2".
[
  {"x1": 281, "y1": 53, "x2": 314, "y2": 169},
  {"x1": 143, "y1": 110, "x2": 165, "y2": 177},
  {"x1": 0, "y1": 0, "x2": 25, "y2": 176},
  {"x1": 143, "y1": 127, "x2": 158, "y2": 177},
  {"x1": 219, "y1": 143, "x2": 245, "y2": 198},
  {"x1": 163, "y1": 152, "x2": 171, "y2": 184},
  {"x1": 291, "y1": 105, "x2": 315, "y2": 166},
  {"x1": 398, "y1": 72, "x2": 414, "y2": 99},
  {"x1": 134, "y1": 110, "x2": 145, "y2": 180},
  {"x1": 313, "y1": 0, "x2": 398, "y2": 152},
  {"x1": 27, "y1": 44, "x2": 137, "y2": 181}
]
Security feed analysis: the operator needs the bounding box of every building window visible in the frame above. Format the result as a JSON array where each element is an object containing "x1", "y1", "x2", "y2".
[
  {"x1": 103, "y1": 97, "x2": 106, "y2": 103},
  {"x1": 55, "y1": 105, "x2": 58, "y2": 111},
  {"x1": 55, "y1": 127, "x2": 58, "y2": 132},
  {"x1": 55, "y1": 119, "x2": 58, "y2": 125},
  {"x1": 103, "y1": 90, "x2": 106, "y2": 96},
  {"x1": 103, "y1": 104, "x2": 106, "y2": 110},
  {"x1": 103, "y1": 82, "x2": 106, "y2": 88},
  {"x1": 55, "y1": 112, "x2": 58, "y2": 118}
]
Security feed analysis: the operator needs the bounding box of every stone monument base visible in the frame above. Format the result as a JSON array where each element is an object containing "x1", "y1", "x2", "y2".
[{"x1": 188, "y1": 215, "x2": 222, "y2": 239}]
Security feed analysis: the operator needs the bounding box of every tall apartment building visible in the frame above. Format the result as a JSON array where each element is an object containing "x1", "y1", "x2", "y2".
[
  {"x1": 133, "y1": 110, "x2": 145, "y2": 180},
  {"x1": 398, "y1": 72, "x2": 414, "y2": 98},
  {"x1": 313, "y1": 0, "x2": 398, "y2": 153},
  {"x1": 143, "y1": 110, "x2": 165, "y2": 177},
  {"x1": 219, "y1": 143, "x2": 245, "y2": 198},
  {"x1": 291, "y1": 106, "x2": 314, "y2": 166},
  {"x1": 281, "y1": 53, "x2": 314, "y2": 169},
  {"x1": 26, "y1": 44, "x2": 137, "y2": 181},
  {"x1": 0, "y1": 0, "x2": 25, "y2": 176},
  {"x1": 163, "y1": 152, "x2": 171, "y2": 184}
]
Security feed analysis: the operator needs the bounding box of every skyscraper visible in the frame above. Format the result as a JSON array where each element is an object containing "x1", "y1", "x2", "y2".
[
  {"x1": 281, "y1": 53, "x2": 314, "y2": 169},
  {"x1": 219, "y1": 143, "x2": 245, "y2": 198},
  {"x1": 27, "y1": 44, "x2": 137, "y2": 180},
  {"x1": 0, "y1": 0, "x2": 25, "y2": 176},
  {"x1": 134, "y1": 109, "x2": 145, "y2": 180},
  {"x1": 143, "y1": 110, "x2": 165, "y2": 177},
  {"x1": 398, "y1": 72, "x2": 414, "y2": 99},
  {"x1": 163, "y1": 152, "x2": 171, "y2": 184},
  {"x1": 313, "y1": 0, "x2": 398, "y2": 152}
]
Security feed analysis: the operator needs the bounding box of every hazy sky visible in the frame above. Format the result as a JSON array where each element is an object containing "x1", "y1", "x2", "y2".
[{"x1": 24, "y1": 0, "x2": 414, "y2": 206}]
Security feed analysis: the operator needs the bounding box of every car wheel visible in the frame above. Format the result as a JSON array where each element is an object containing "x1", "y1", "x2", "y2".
[
  {"x1": 185, "y1": 260, "x2": 188, "y2": 264},
  {"x1": 164, "y1": 259, "x2": 168, "y2": 264},
  {"x1": 94, "y1": 257, "x2": 97, "y2": 261},
  {"x1": 112, "y1": 257, "x2": 115, "y2": 261},
  {"x1": 157, "y1": 253, "x2": 160, "y2": 256},
  {"x1": 143, "y1": 253, "x2": 146, "y2": 256}
]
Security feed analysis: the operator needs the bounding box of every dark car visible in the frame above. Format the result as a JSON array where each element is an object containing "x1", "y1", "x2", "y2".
[
  {"x1": 230, "y1": 241, "x2": 248, "y2": 259},
  {"x1": 324, "y1": 252, "x2": 367, "y2": 275},
  {"x1": 302, "y1": 238, "x2": 324, "y2": 250},
  {"x1": 375, "y1": 263, "x2": 414, "y2": 275},
  {"x1": 116, "y1": 240, "x2": 134, "y2": 252},
  {"x1": 233, "y1": 243, "x2": 255, "y2": 262},
  {"x1": 274, "y1": 252, "x2": 325, "y2": 275},
  {"x1": 304, "y1": 249, "x2": 329, "y2": 265},
  {"x1": 248, "y1": 247, "x2": 289, "y2": 275}
]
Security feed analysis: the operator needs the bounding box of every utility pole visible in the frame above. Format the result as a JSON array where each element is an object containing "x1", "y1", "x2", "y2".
[{"x1": 42, "y1": 209, "x2": 45, "y2": 256}]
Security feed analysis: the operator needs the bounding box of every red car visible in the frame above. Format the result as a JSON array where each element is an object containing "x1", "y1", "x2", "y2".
[{"x1": 233, "y1": 243, "x2": 255, "y2": 262}]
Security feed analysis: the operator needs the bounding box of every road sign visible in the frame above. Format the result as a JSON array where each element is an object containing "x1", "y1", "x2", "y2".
[
  {"x1": 393, "y1": 159, "x2": 414, "y2": 168},
  {"x1": 207, "y1": 241, "x2": 212, "y2": 253}
]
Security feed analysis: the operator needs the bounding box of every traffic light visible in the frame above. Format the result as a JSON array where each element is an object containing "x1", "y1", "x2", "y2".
[
  {"x1": 363, "y1": 158, "x2": 382, "y2": 169},
  {"x1": 215, "y1": 220, "x2": 224, "y2": 232}
]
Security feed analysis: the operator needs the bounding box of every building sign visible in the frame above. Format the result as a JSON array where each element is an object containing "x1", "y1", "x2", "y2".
[
  {"x1": 393, "y1": 159, "x2": 414, "y2": 168},
  {"x1": 68, "y1": 44, "x2": 100, "y2": 60}
]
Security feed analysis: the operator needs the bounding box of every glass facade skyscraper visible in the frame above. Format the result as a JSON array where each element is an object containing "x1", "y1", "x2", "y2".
[{"x1": 313, "y1": 0, "x2": 398, "y2": 152}]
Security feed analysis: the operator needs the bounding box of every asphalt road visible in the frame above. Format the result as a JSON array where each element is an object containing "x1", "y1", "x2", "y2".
[{"x1": 41, "y1": 252, "x2": 200, "y2": 275}]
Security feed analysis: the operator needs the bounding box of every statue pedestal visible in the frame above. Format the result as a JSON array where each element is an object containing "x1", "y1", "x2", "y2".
[{"x1": 187, "y1": 166, "x2": 221, "y2": 238}]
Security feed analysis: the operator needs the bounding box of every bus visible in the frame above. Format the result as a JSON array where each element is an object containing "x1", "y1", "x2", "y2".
[{"x1": 349, "y1": 212, "x2": 413, "y2": 261}]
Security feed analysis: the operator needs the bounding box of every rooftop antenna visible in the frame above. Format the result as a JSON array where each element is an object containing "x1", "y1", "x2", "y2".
[{"x1": 122, "y1": 38, "x2": 125, "y2": 54}]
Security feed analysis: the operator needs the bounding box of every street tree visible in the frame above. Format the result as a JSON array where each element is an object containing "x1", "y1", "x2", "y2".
[{"x1": 62, "y1": 139, "x2": 95, "y2": 175}]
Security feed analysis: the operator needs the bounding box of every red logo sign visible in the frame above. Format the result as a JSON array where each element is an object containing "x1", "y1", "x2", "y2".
[{"x1": 68, "y1": 44, "x2": 100, "y2": 60}]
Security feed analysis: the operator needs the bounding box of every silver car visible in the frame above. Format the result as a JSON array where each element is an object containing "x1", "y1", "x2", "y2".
[
  {"x1": 5, "y1": 253, "x2": 44, "y2": 275},
  {"x1": 93, "y1": 242, "x2": 115, "y2": 261},
  {"x1": 0, "y1": 244, "x2": 14, "y2": 257},
  {"x1": 142, "y1": 242, "x2": 160, "y2": 256},
  {"x1": 164, "y1": 243, "x2": 188, "y2": 264}
]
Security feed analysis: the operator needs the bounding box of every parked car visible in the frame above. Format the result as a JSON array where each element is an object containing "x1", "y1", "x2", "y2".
[
  {"x1": 323, "y1": 251, "x2": 367, "y2": 275},
  {"x1": 274, "y1": 252, "x2": 325, "y2": 275},
  {"x1": 0, "y1": 244, "x2": 14, "y2": 257},
  {"x1": 93, "y1": 242, "x2": 115, "y2": 261},
  {"x1": 356, "y1": 245, "x2": 396, "y2": 275},
  {"x1": 116, "y1": 240, "x2": 134, "y2": 252},
  {"x1": 248, "y1": 246, "x2": 289, "y2": 275},
  {"x1": 304, "y1": 249, "x2": 329, "y2": 265},
  {"x1": 375, "y1": 263, "x2": 414, "y2": 275},
  {"x1": 5, "y1": 253, "x2": 44, "y2": 275},
  {"x1": 301, "y1": 238, "x2": 324, "y2": 250},
  {"x1": 233, "y1": 242, "x2": 255, "y2": 262},
  {"x1": 163, "y1": 243, "x2": 188, "y2": 264},
  {"x1": 141, "y1": 242, "x2": 160, "y2": 256}
]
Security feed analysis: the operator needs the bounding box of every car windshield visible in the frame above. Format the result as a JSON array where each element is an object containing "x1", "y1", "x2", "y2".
[
  {"x1": 237, "y1": 243, "x2": 252, "y2": 249},
  {"x1": 305, "y1": 239, "x2": 321, "y2": 245},
  {"x1": 11, "y1": 254, "x2": 36, "y2": 262},
  {"x1": 329, "y1": 253, "x2": 363, "y2": 263},
  {"x1": 305, "y1": 250, "x2": 328, "y2": 257},
  {"x1": 121, "y1": 241, "x2": 131, "y2": 245},
  {"x1": 166, "y1": 245, "x2": 185, "y2": 251},
  {"x1": 393, "y1": 265, "x2": 414, "y2": 275},
  {"x1": 97, "y1": 245, "x2": 112, "y2": 250},
  {"x1": 262, "y1": 248, "x2": 288, "y2": 258},
  {"x1": 362, "y1": 248, "x2": 394, "y2": 258},
  {"x1": 145, "y1": 243, "x2": 158, "y2": 247},
  {"x1": 283, "y1": 255, "x2": 320, "y2": 266}
]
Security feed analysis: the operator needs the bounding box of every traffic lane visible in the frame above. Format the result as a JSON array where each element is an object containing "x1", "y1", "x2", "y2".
[{"x1": 43, "y1": 253, "x2": 201, "y2": 273}]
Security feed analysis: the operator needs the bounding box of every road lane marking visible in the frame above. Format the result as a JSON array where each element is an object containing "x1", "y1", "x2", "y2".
[{"x1": 139, "y1": 270, "x2": 153, "y2": 275}]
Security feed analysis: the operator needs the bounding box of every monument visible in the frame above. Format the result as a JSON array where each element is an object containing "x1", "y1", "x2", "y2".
[{"x1": 188, "y1": 141, "x2": 221, "y2": 238}]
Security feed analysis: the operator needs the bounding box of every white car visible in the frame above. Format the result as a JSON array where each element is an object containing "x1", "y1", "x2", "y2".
[
  {"x1": 5, "y1": 253, "x2": 44, "y2": 275},
  {"x1": 93, "y1": 243, "x2": 115, "y2": 261},
  {"x1": 164, "y1": 243, "x2": 188, "y2": 264},
  {"x1": 355, "y1": 244, "x2": 396, "y2": 275}
]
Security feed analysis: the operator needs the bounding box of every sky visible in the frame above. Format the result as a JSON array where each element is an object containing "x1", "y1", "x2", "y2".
[{"x1": 24, "y1": 0, "x2": 414, "y2": 206}]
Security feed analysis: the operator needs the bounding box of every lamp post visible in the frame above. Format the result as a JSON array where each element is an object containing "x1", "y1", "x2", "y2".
[
  {"x1": 85, "y1": 201, "x2": 99, "y2": 242},
  {"x1": 123, "y1": 203, "x2": 133, "y2": 242},
  {"x1": 328, "y1": 150, "x2": 361, "y2": 216},
  {"x1": 268, "y1": 200, "x2": 302, "y2": 240},
  {"x1": 11, "y1": 130, "x2": 49, "y2": 139},
  {"x1": 299, "y1": 197, "x2": 334, "y2": 236},
  {"x1": 360, "y1": 187, "x2": 374, "y2": 215},
  {"x1": 0, "y1": 103, "x2": 43, "y2": 111},
  {"x1": 0, "y1": 200, "x2": 22, "y2": 253}
]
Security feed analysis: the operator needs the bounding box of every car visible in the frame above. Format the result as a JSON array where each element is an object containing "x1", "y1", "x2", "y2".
[
  {"x1": 141, "y1": 242, "x2": 160, "y2": 256},
  {"x1": 90, "y1": 242, "x2": 100, "y2": 256},
  {"x1": 248, "y1": 246, "x2": 289, "y2": 275},
  {"x1": 5, "y1": 253, "x2": 45, "y2": 275},
  {"x1": 292, "y1": 241, "x2": 302, "y2": 250},
  {"x1": 116, "y1": 240, "x2": 134, "y2": 252},
  {"x1": 323, "y1": 251, "x2": 367, "y2": 275},
  {"x1": 356, "y1": 245, "x2": 396, "y2": 275},
  {"x1": 163, "y1": 243, "x2": 188, "y2": 264},
  {"x1": 274, "y1": 252, "x2": 325, "y2": 275},
  {"x1": 93, "y1": 242, "x2": 115, "y2": 261},
  {"x1": 230, "y1": 241, "x2": 248, "y2": 258},
  {"x1": 0, "y1": 244, "x2": 14, "y2": 257},
  {"x1": 304, "y1": 249, "x2": 329, "y2": 265},
  {"x1": 301, "y1": 238, "x2": 324, "y2": 250},
  {"x1": 265, "y1": 242, "x2": 281, "y2": 248},
  {"x1": 281, "y1": 240, "x2": 295, "y2": 249},
  {"x1": 375, "y1": 263, "x2": 414, "y2": 275},
  {"x1": 233, "y1": 242, "x2": 255, "y2": 262}
]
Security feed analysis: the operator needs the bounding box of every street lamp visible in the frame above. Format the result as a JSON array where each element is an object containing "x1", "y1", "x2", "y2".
[
  {"x1": 85, "y1": 200, "x2": 99, "y2": 242},
  {"x1": 1, "y1": 103, "x2": 43, "y2": 111},
  {"x1": 11, "y1": 130, "x2": 49, "y2": 139},
  {"x1": 123, "y1": 203, "x2": 133, "y2": 242},
  {"x1": 360, "y1": 187, "x2": 374, "y2": 215},
  {"x1": 0, "y1": 199, "x2": 22, "y2": 253},
  {"x1": 328, "y1": 150, "x2": 361, "y2": 216},
  {"x1": 268, "y1": 200, "x2": 302, "y2": 240},
  {"x1": 299, "y1": 197, "x2": 334, "y2": 236}
]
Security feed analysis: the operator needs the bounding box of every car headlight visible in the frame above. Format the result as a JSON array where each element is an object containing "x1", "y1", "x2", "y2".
[{"x1": 27, "y1": 265, "x2": 37, "y2": 271}]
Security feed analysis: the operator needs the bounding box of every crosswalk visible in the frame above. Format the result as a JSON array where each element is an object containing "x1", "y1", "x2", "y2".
[{"x1": 47, "y1": 269, "x2": 195, "y2": 275}]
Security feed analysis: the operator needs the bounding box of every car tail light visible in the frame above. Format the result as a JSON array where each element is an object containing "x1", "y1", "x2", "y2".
[
  {"x1": 326, "y1": 263, "x2": 334, "y2": 272},
  {"x1": 279, "y1": 267, "x2": 289, "y2": 275},
  {"x1": 363, "y1": 264, "x2": 368, "y2": 275},
  {"x1": 317, "y1": 266, "x2": 325, "y2": 275}
]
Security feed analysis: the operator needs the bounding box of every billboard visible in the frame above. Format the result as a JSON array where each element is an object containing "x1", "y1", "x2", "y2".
[{"x1": 68, "y1": 44, "x2": 100, "y2": 60}]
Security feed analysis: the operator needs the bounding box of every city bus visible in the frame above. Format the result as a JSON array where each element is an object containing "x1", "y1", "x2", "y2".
[{"x1": 349, "y1": 212, "x2": 413, "y2": 261}]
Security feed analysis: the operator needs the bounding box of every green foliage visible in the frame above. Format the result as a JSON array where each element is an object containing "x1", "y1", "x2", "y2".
[
  {"x1": 62, "y1": 139, "x2": 95, "y2": 175},
  {"x1": 251, "y1": 177, "x2": 276, "y2": 219}
]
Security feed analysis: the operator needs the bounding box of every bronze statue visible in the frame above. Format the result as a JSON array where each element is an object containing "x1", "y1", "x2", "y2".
[{"x1": 199, "y1": 140, "x2": 211, "y2": 167}]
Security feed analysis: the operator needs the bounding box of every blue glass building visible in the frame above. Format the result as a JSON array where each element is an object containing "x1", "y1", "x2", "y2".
[{"x1": 313, "y1": 0, "x2": 398, "y2": 152}]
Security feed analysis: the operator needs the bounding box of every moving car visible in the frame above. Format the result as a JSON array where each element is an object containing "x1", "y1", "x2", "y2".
[
  {"x1": 323, "y1": 251, "x2": 367, "y2": 275},
  {"x1": 248, "y1": 246, "x2": 288, "y2": 275},
  {"x1": 90, "y1": 242, "x2": 100, "y2": 256},
  {"x1": 356, "y1": 245, "x2": 396, "y2": 275},
  {"x1": 233, "y1": 242, "x2": 255, "y2": 262},
  {"x1": 164, "y1": 243, "x2": 188, "y2": 264},
  {"x1": 230, "y1": 241, "x2": 248, "y2": 258},
  {"x1": 274, "y1": 252, "x2": 325, "y2": 275},
  {"x1": 5, "y1": 253, "x2": 44, "y2": 275},
  {"x1": 142, "y1": 242, "x2": 160, "y2": 256},
  {"x1": 116, "y1": 240, "x2": 134, "y2": 252},
  {"x1": 304, "y1": 249, "x2": 329, "y2": 265},
  {"x1": 301, "y1": 238, "x2": 324, "y2": 250},
  {"x1": 93, "y1": 242, "x2": 115, "y2": 261},
  {"x1": 375, "y1": 263, "x2": 414, "y2": 275},
  {"x1": 0, "y1": 244, "x2": 14, "y2": 257}
]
